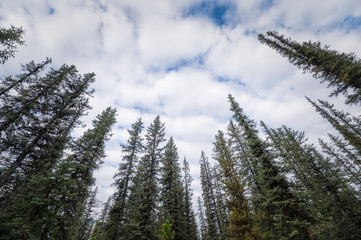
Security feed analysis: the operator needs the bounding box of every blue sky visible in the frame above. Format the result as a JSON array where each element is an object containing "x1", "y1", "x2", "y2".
[{"x1": 1, "y1": 0, "x2": 360, "y2": 212}]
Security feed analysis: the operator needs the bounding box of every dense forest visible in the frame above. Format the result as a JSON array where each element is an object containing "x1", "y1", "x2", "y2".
[{"x1": 0, "y1": 26, "x2": 360, "y2": 240}]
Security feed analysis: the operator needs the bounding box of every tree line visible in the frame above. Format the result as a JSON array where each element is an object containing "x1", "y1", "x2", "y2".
[
  {"x1": 196, "y1": 32, "x2": 361, "y2": 240},
  {"x1": 1, "y1": 26, "x2": 360, "y2": 240}
]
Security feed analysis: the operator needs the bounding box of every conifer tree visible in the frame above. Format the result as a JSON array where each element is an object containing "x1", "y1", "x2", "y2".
[
  {"x1": 0, "y1": 25, "x2": 25, "y2": 64},
  {"x1": 123, "y1": 116, "x2": 166, "y2": 240},
  {"x1": 53, "y1": 107, "x2": 117, "y2": 239},
  {"x1": 261, "y1": 123, "x2": 361, "y2": 239},
  {"x1": 159, "y1": 137, "x2": 187, "y2": 240},
  {"x1": 105, "y1": 118, "x2": 144, "y2": 240},
  {"x1": 78, "y1": 186, "x2": 98, "y2": 240},
  {"x1": 307, "y1": 97, "x2": 361, "y2": 156},
  {"x1": 228, "y1": 94, "x2": 314, "y2": 240},
  {"x1": 0, "y1": 63, "x2": 94, "y2": 200},
  {"x1": 182, "y1": 158, "x2": 199, "y2": 240},
  {"x1": 213, "y1": 130, "x2": 263, "y2": 240},
  {"x1": 197, "y1": 196, "x2": 207, "y2": 240},
  {"x1": 0, "y1": 64, "x2": 95, "y2": 239},
  {"x1": 199, "y1": 151, "x2": 222, "y2": 240},
  {"x1": 258, "y1": 31, "x2": 361, "y2": 105}
]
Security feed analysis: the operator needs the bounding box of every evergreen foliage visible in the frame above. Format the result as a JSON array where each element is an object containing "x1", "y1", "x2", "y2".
[
  {"x1": 122, "y1": 115, "x2": 166, "y2": 240},
  {"x1": 258, "y1": 31, "x2": 361, "y2": 105},
  {"x1": 0, "y1": 25, "x2": 25, "y2": 64},
  {"x1": 213, "y1": 130, "x2": 263, "y2": 240},
  {"x1": 159, "y1": 137, "x2": 187, "y2": 240},
  {"x1": 105, "y1": 118, "x2": 144, "y2": 240},
  {"x1": 228, "y1": 94, "x2": 314, "y2": 240},
  {"x1": 182, "y1": 158, "x2": 199, "y2": 240}
]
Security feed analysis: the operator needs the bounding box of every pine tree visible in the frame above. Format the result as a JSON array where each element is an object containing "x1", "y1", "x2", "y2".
[
  {"x1": 123, "y1": 116, "x2": 166, "y2": 240},
  {"x1": 105, "y1": 118, "x2": 144, "y2": 240},
  {"x1": 0, "y1": 25, "x2": 25, "y2": 64},
  {"x1": 213, "y1": 130, "x2": 263, "y2": 240},
  {"x1": 182, "y1": 158, "x2": 199, "y2": 240},
  {"x1": 228, "y1": 94, "x2": 314, "y2": 240},
  {"x1": 258, "y1": 31, "x2": 361, "y2": 105}
]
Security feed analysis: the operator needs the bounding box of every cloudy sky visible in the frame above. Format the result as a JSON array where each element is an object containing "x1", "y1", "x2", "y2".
[{"x1": 1, "y1": 0, "x2": 360, "y2": 209}]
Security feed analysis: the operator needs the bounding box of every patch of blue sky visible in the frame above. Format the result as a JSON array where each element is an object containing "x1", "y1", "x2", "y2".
[
  {"x1": 133, "y1": 105, "x2": 148, "y2": 114},
  {"x1": 166, "y1": 56, "x2": 204, "y2": 72},
  {"x1": 48, "y1": 6, "x2": 55, "y2": 15},
  {"x1": 260, "y1": 0, "x2": 274, "y2": 11},
  {"x1": 183, "y1": 1, "x2": 235, "y2": 27},
  {"x1": 320, "y1": 16, "x2": 361, "y2": 33},
  {"x1": 216, "y1": 76, "x2": 245, "y2": 86}
]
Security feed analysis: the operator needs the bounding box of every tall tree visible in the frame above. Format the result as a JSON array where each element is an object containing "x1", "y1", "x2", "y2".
[
  {"x1": 228, "y1": 94, "x2": 314, "y2": 240},
  {"x1": 213, "y1": 130, "x2": 263, "y2": 240},
  {"x1": 159, "y1": 137, "x2": 187, "y2": 240},
  {"x1": 199, "y1": 151, "x2": 222, "y2": 240},
  {"x1": 53, "y1": 107, "x2": 117, "y2": 240},
  {"x1": 182, "y1": 158, "x2": 199, "y2": 240},
  {"x1": 197, "y1": 196, "x2": 207, "y2": 240},
  {"x1": 0, "y1": 64, "x2": 95, "y2": 240},
  {"x1": 123, "y1": 116, "x2": 166, "y2": 240},
  {"x1": 105, "y1": 118, "x2": 144, "y2": 240},
  {"x1": 0, "y1": 25, "x2": 25, "y2": 64},
  {"x1": 78, "y1": 186, "x2": 98, "y2": 240},
  {"x1": 0, "y1": 64, "x2": 94, "y2": 199},
  {"x1": 258, "y1": 31, "x2": 361, "y2": 105}
]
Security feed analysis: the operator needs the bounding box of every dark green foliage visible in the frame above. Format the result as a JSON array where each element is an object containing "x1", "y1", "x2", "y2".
[
  {"x1": 54, "y1": 107, "x2": 117, "y2": 239},
  {"x1": 123, "y1": 116, "x2": 166, "y2": 240},
  {"x1": 105, "y1": 118, "x2": 144, "y2": 240},
  {"x1": 78, "y1": 186, "x2": 98, "y2": 240},
  {"x1": 0, "y1": 62, "x2": 98, "y2": 240},
  {"x1": 182, "y1": 158, "x2": 199, "y2": 240},
  {"x1": 199, "y1": 151, "x2": 222, "y2": 240},
  {"x1": 228, "y1": 94, "x2": 314, "y2": 240},
  {"x1": 159, "y1": 137, "x2": 187, "y2": 240},
  {"x1": 197, "y1": 197, "x2": 207, "y2": 240},
  {"x1": 258, "y1": 31, "x2": 361, "y2": 105},
  {"x1": 0, "y1": 25, "x2": 25, "y2": 64},
  {"x1": 262, "y1": 123, "x2": 361, "y2": 239}
]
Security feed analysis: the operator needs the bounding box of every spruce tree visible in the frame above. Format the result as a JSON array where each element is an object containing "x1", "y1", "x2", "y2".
[
  {"x1": 262, "y1": 122, "x2": 361, "y2": 239},
  {"x1": 0, "y1": 63, "x2": 95, "y2": 239},
  {"x1": 197, "y1": 196, "x2": 207, "y2": 240},
  {"x1": 199, "y1": 151, "x2": 222, "y2": 240},
  {"x1": 258, "y1": 31, "x2": 361, "y2": 105},
  {"x1": 53, "y1": 107, "x2": 117, "y2": 239},
  {"x1": 123, "y1": 116, "x2": 166, "y2": 240},
  {"x1": 182, "y1": 158, "x2": 199, "y2": 240},
  {"x1": 0, "y1": 25, "x2": 25, "y2": 64},
  {"x1": 159, "y1": 137, "x2": 187, "y2": 240},
  {"x1": 105, "y1": 118, "x2": 144, "y2": 240},
  {"x1": 78, "y1": 186, "x2": 98, "y2": 240},
  {"x1": 213, "y1": 130, "x2": 263, "y2": 240},
  {"x1": 228, "y1": 94, "x2": 314, "y2": 240}
]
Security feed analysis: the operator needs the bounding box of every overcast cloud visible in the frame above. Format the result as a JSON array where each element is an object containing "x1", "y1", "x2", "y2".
[{"x1": 1, "y1": 0, "x2": 360, "y2": 209}]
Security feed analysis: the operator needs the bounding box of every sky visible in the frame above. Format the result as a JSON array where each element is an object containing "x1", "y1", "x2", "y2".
[{"x1": 1, "y1": 0, "x2": 361, "y2": 212}]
